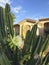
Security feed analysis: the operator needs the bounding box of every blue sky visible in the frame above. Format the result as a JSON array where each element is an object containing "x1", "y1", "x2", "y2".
[{"x1": 0, "y1": 0, "x2": 49, "y2": 24}]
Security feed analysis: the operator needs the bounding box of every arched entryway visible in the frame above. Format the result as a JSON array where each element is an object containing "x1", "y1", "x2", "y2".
[
  {"x1": 24, "y1": 25, "x2": 31, "y2": 34},
  {"x1": 44, "y1": 22, "x2": 49, "y2": 35},
  {"x1": 22, "y1": 25, "x2": 31, "y2": 39},
  {"x1": 14, "y1": 24, "x2": 20, "y2": 35}
]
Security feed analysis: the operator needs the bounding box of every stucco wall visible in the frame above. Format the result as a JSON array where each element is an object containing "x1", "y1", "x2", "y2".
[
  {"x1": 37, "y1": 23, "x2": 44, "y2": 36},
  {"x1": 14, "y1": 18, "x2": 49, "y2": 38},
  {"x1": 19, "y1": 21, "x2": 35, "y2": 38}
]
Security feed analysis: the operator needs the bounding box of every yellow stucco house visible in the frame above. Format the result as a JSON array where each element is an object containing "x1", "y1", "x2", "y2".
[{"x1": 14, "y1": 18, "x2": 49, "y2": 38}]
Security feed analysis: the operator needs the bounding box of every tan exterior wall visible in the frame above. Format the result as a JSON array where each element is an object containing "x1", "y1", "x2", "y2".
[
  {"x1": 36, "y1": 23, "x2": 44, "y2": 36},
  {"x1": 19, "y1": 21, "x2": 35, "y2": 38}
]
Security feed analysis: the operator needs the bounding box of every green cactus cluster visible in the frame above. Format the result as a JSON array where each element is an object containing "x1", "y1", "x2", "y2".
[
  {"x1": 0, "y1": 3, "x2": 14, "y2": 65},
  {"x1": 20, "y1": 24, "x2": 49, "y2": 65},
  {"x1": 0, "y1": 7, "x2": 6, "y2": 38},
  {"x1": 5, "y1": 3, "x2": 14, "y2": 37}
]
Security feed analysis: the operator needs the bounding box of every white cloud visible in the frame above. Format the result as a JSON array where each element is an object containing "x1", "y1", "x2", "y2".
[
  {"x1": 12, "y1": 6, "x2": 22, "y2": 13},
  {"x1": 12, "y1": 6, "x2": 26, "y2": 14},
  {"x1": 0, "y1": 0, "x2": 11, "y2": 7}
]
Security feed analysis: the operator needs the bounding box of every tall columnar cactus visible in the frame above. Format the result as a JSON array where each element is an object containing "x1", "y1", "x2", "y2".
[
  {"x1": 0, "y1": 5, "x2": 13, "y2": 65},
  {"x1": 5, "y1": 3, "x2": 14, "y2": 37},
  {"x1": 0, "y1": 7, "x2": 6, "y2": 38},
  {"x1": 17, "y1": 24, "x2": 49, "y2": 65},
  {"x1": 0, "y1": 6, "x2": 11, "y2": 65},
  {"x1": 24, "y1": 24, "x2": 37, "y2": 53}
]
